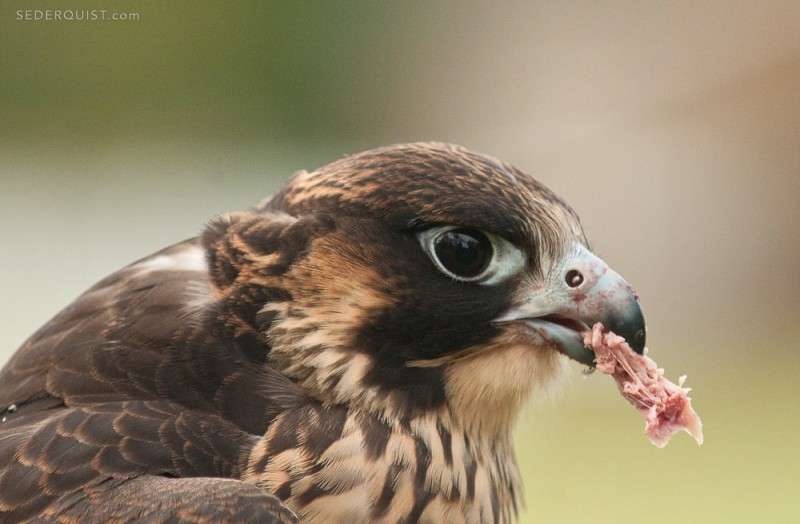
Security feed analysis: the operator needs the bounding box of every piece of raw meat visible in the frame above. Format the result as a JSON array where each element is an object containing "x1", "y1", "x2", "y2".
[{"x1": 584, "y1": 323, "x2": 704, "y2": 448}]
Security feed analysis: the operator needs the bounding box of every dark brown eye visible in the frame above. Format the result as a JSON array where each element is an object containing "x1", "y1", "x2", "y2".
[
  {"x1": 433, "y1": 228, "x2": 493, "y2": 279},
  {"x1": 418, "y1": 226, "x2": 525, "y2": 285}
]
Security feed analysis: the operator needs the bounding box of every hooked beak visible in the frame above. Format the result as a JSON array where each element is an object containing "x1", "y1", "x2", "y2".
[{"x1": 495, "y1": 243, "x2": 646, "y2": 366}]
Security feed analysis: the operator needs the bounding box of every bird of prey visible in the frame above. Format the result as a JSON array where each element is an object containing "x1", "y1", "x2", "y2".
[{"x1": 0, "y1": 143, "x2": 645, "y2": 523}]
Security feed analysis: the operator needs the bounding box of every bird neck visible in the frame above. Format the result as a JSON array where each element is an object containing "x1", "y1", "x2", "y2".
[{"x1": 244, "y1": 404, "x2": 521, "y2": 523}]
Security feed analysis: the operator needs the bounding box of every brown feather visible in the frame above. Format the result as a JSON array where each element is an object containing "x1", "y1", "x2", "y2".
[{"x1": 0, "y1": 143, "x2": 586, "y2": 522}]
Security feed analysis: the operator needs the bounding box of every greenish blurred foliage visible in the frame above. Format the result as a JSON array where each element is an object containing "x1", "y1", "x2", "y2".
[{"x1": 0, "y1": 0, "x2": 422, "y2": 144}]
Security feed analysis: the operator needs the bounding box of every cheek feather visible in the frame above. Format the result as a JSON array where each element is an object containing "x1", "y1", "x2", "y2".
[
  {"x1": 444, "y1": 327, "x2": 570, "y2": 440},
  {"x1": 333, "y1": 353, "x2": 372, "y2": 400},
  {"x1": 267, "y1": 235, "x2": 397, "y2": 406}
]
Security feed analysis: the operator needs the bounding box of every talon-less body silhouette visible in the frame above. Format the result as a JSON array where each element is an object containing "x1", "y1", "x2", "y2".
[{"x1": 0, "y1": 143, "x2": 645, "y2": 523}]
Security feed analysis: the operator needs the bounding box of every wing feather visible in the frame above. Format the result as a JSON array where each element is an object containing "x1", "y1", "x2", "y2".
[
  {"x1": 34, "y1": 476, "x2": 297, "y2": 523},
  {"x1": 0, "y1": 401, "x2": 275, "y2": 521}
]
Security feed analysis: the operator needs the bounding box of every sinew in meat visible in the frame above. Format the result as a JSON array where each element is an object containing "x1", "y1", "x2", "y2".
[{"x1": 584, "y1": 323, "x2": 704, "y2": 448}]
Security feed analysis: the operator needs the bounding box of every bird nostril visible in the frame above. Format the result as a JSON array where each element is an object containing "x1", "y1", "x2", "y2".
[{"x1": 565, "y1": 269, "x2": 584, "y2": 288}]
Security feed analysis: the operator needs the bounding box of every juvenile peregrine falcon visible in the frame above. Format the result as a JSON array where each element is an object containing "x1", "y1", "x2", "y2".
[{"x1": 0, "y1": 143, "x2": 645, "y2": 523}]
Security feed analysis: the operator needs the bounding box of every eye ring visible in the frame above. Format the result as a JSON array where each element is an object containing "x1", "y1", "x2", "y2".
[
  {"x1": 417, "y1": 226, "x2": 525, "y2": 285},
  {"x1": 433, "y1": 228, "x2": 493, "y2": 280}
]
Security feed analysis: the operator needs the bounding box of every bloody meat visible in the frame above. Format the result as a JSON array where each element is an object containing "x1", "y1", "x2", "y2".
[{"x1": 584, "y1": 323, "x2": 704, "y2": 448}]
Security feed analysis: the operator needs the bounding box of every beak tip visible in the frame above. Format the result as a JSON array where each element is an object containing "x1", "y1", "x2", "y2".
[
  {"x1": 630, "y1": 327, "x2": 646, "y2": 354},
  {"x1": 602, "y1": 300, "x2": 646, "y2": 355}
]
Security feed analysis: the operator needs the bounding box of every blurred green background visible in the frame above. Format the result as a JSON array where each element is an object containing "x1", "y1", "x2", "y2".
[{"x1": 1, "y1": 1, "x2": 798, "y2": 522}]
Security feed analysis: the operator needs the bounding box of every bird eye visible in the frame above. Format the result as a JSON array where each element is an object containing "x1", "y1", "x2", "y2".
[
  {"x1": 434, "y1": 228, "x2": 492, "y2": 278},
  {"x1": 418, "y1": 226, "x2": 525, "y2": 284}
]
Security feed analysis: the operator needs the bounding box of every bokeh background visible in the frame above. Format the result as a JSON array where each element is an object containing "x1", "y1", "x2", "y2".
[{"x1": 1, "y1": 1, "x2": 798, "y2": 522}]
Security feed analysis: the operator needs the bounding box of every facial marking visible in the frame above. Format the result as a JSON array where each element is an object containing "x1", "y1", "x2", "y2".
[{"x1": 214, "y1": 144, "x2": 588, "y2": 522}]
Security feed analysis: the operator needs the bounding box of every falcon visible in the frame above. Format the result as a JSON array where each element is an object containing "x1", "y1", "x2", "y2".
[{"x1": 0, "y1": 143, "x2": 646, "y2": 523}]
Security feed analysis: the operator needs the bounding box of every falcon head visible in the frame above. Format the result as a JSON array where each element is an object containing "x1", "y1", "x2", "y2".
[{"x1": 203, "y1": 143, "x2": 645, "y2": 438}]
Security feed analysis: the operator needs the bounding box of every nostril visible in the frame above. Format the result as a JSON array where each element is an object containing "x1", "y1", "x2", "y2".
[{"x1": 565, "y1": 269, "x2": 584, "y2": 288}]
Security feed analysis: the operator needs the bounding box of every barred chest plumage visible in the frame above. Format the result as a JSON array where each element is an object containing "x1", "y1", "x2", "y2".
[{"x1": 243, "y1": 406, "x2": 521, "y2": 524}]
